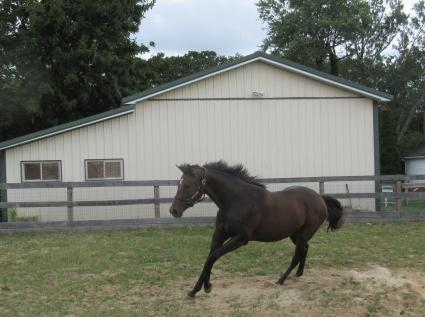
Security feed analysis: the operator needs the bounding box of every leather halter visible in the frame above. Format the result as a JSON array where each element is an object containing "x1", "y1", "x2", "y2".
[{"x1": 177, "y1": 167, "x2": 207, "y2": 206}]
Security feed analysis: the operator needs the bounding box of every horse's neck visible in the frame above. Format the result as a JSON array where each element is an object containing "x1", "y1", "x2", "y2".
[{"x1": 205, "y1": 170, "x2": 262, "y2": 211}]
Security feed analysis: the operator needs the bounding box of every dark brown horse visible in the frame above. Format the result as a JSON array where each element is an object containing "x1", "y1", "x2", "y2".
[{"x1": 170, "y1": 161, "x2": 343, "y2": 298}]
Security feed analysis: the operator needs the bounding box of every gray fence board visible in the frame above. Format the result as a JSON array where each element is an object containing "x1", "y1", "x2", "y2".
[
  {"x1": 2, "y1": 174, "x2": 425, "y2": 189},
  {"x1": 1, "y1": 212, "x2": 424, "y2": 233},
  {"x1": 0, "y1": 217, "x2": 217, "y2": 233},
  {"x1": 2, "y1": 192, "x2": 425, "y2": 209}
]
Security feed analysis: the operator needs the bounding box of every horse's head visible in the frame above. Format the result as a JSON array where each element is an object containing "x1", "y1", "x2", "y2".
[{"x1": 170, "y1": 164, "x2": 207, "y2": 218}]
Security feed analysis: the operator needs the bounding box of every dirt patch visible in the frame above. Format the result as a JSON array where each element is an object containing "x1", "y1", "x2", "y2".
[
  {"x1": 142, "y1": 266, "x2": 425, "y2": 317},
  {"x1": 188, "y1": 276, "x2": 302, "y2": 313}
]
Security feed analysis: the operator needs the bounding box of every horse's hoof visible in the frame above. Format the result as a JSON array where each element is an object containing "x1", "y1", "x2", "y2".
[
  {"x1": 187, "y1": 291, "x2": 196, "y2": 299},
  {"x1": 204, "y1": 283, "x2": 212, "y2": 293}
]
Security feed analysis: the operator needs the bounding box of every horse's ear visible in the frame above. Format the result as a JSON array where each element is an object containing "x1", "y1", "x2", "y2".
[
  {"x1": 176, "y1": 164, "x2": 193, "y2": 175},
  {"x1": 176, "y1": 164, "x2": 202, "y2": 176},
  {"x1": 176, "y1": 164, "x2": 187, "y2": 174}
]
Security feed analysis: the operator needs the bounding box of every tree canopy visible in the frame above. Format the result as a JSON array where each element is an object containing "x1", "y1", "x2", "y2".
[
  {"x1": 0, "y1": 0, "x2": 155, "y2": 139},
  {"x1": 257, "y1": 0, "x2": 407, "y2": 76},
  {"x1": 143, "y1": 50, "x2": 238, "y2": 87}
]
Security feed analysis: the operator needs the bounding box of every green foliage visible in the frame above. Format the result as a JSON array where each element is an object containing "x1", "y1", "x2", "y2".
[
  {"x1": 0, "y1": 0, "x2": 155, "y2": 140},
  {"x1": 6, "y1": 208, "x2": 39, "y2": 222},
  {"x1": 7, "y1": 208, "x2": 16, "y2": 222},
  {"x1": 380, "y1": 109, "x2": 401, "y2": 174},
  {"x1": 15, "y1": 215, "x2": 38, "y2": 222},
  {"x1": 143, "y1": 51, "x2": 239, "y2": 86},
  {"x1": 389, "y1": 1, "x2": 425, "y2": 145},
  {"x1": 257, "y1": 0, "x2": 407, "y2": 75}
]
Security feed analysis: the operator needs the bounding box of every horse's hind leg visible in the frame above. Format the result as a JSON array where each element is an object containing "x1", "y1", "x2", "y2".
[
  {"x1": 295, "y1": 243, "x2": 309, "y2": 277},
  {"x1": 288, "y1": 235, "x2": 309, "y2": 277},
  {"x1": 276, "y1": 238, "x2": 308, "y2": 285}
]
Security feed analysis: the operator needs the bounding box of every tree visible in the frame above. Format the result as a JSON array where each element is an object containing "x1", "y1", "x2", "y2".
[
  {"x1": 0, "y1": 0, "x2": 49, "y2": 138},
  {"x1": 257, "y1": 0, "x2": 407, "y2": 76},
  {"x1": 387, "y1": 1, "x2": 425, "y2": 146},
  {"x1": 0, "y1": 0, "x2": 155, "y2": 141},
  {"x1": 143, "y1": 51, "x2": 238, "y2": 87},
  {"x1": 379, "y1": 109, "x2": 402, "y2": 174}
]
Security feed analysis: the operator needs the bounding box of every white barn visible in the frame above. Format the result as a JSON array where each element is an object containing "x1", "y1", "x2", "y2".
[{"x1": 0, "y1": 52, "x2": 392, "y2": 221}]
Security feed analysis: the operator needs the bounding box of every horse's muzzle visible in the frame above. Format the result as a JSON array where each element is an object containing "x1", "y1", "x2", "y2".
[{"x1": 169, "y1": 208, "x2": 183, "y2": 218}]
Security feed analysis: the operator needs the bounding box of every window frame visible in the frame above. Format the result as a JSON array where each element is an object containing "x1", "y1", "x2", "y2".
[
  {"x1": 84, "y1": 159, "x2": 124, "y2": 181},
  {"x1": 21, "y1": 160, "x2": 62, "y2": 182}
]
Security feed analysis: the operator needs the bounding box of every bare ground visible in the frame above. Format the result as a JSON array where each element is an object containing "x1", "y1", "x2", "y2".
[{"x1": 143, "y1": 266, "x2": 425, "y2": 317}]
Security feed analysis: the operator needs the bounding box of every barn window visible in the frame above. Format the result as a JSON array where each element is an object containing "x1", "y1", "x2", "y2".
[
  {"x1": 85, "y1": 159, "x2": 124, "y2": 180},
  {"x1": 21, "y1": 161, "x2": 62, "y2": 182}
]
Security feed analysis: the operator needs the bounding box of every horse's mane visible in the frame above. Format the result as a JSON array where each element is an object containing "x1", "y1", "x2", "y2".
[{"x1": 203, "y1": 161, "x2": 265, "y2": 189}]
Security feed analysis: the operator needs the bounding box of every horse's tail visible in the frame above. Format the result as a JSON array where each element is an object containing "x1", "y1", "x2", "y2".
[{"x1": 321, "y1": 195, "x2": 344, "y2": 232}]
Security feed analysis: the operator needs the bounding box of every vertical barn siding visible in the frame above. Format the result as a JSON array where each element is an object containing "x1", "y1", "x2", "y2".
[
  {"x1": 136, "y1": 98, "x2": 374, "y2": 178},
  {"x1": 6, "y1": 61, "x2": 376, "y2": 220},
  {"x1": 155, "y1": 62, "x2": 357, "y2": 99}
]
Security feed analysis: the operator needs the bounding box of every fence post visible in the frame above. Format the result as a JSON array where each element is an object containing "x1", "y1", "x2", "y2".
[
  {"x1": 67, "y1": 186, "x2": 74, "y2": 222},
  {"x1": 319, "y1": 181, "x2": 325, "y2": 194},
  {"x1": 0, "y1": 151, "x2": 7, "y2": 222},
  {"x1": 154, "y1": 185, "x2": 160, "y2": 218},
  {"x1": 395, "y1": 180, "x2": 402, "y2": 214},
  {"x1": 0, "y1": 188, "x2": 6, "y2": 222},
  {"x1": 404, "y1": 186, "x2": 409, "y2": 206}
]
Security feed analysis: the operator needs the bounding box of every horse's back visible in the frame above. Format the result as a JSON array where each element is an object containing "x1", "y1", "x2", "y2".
[
  {"x1": 279, "y1": 186, "x2": 326, "y2": 207},
  {"x1": 252, "y1": 186, "x2": 327, "y2": 242},
  {"x1": 278, "y1": 186, "x2": 328, "y2": 222}
]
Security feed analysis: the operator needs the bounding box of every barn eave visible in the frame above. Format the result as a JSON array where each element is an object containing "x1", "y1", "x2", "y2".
[{"x1": 0, "y1": 105, "x2": 135, "y2": 151}]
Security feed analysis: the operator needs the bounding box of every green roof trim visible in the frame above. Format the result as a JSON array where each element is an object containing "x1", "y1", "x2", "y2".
[
  {"x1": 0, "y1": 104, "x2": 135, "y2": 151},
  {"x1": 122, "y1": 51, "x2": 393, "y2": 104}
]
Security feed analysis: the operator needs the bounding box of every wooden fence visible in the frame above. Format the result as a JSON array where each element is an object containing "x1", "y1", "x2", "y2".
[{"x1": 1, "y1": 174, "x2": 425, "y2": 232}]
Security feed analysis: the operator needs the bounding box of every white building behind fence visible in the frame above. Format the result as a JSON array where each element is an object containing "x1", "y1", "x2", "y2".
[{"x1": 0, "y1": 52, "x2": 393, "y2": 221}]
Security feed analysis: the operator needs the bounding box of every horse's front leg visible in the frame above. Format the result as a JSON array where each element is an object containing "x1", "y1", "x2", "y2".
[
  {"x1": 203, "y1": 224, "x2": 228, "y2": 293},
  {"x1": 188, "y1": 224, "x2": 227, "y2": 297},
  {"x1": 188, "y1": 234, "x2": 247, "y2": 298}
]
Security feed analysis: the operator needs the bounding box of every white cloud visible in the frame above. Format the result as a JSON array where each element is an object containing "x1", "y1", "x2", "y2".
[{"x1": 135, "y1": 0, "x2": 266, "y2": 56}]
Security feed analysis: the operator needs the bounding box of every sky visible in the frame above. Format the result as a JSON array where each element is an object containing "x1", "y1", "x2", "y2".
[
  {"x1": 135, "y1": 0, "x2": 266, "y2": 57},
  {"x1": 135, "y1": 0, "x2": 418, "y2": 58}
]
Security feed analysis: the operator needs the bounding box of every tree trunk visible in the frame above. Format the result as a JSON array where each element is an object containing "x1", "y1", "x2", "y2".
[
  {"x1": 398, "y1": 90, "x2": 425, "y2": 143},
  {"x1": 329, "y1": 52, "x2": 338, "y2": 76},
  {"x1": 423, "y1": 111, "x2": 425, "y2": 136}
]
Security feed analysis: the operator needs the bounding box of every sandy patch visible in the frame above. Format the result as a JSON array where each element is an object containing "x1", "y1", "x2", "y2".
[{"x1": 141, "y1": 266, "x2": 425, "y2": 317}]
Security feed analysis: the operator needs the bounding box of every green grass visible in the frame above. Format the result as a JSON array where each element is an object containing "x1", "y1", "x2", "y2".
[
  {"x1": 0, "y1": 222, "x2": 424, "y2": 316},
  {"x1": 380, "y1": 200, "x2": 425, "y2": 212}
]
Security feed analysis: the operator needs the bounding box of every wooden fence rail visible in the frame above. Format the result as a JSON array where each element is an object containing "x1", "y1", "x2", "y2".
[
  {"x1": 2, "y1": 175, "x2": 425, "y2": 223},
  {"x1": 1, "y1": 174, "x2": 425, "y2": 190}
]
